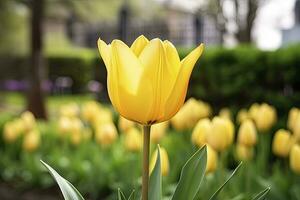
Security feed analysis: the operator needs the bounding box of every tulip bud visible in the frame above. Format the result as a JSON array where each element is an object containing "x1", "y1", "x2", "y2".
[
  {"x1": 223, "y1": 118, "x2": 235, "y2": 146},
  {"x1": 124, "y1": 127, "x2": 142, "y2": 152},
  {"x1": 150, "y1": 147, "x2": 170, "y2": 176},
  {"x1": 249, "y1": 103, "x2": 259, "y2": 120},
  {"x1": 287, "y1": 107, "x2": 299, "y2": 131},
  {"x1": 151, "y1": 121, "x2": 168, "y2": 143},
  {"x1": 20, "y1": 111, "x2": 36, "y2": 131},
  {"x1": 95, "y1": 123, "x2": 118, "y2": 146},
  {"x1": 3, "y1": 122, "x2": 19, "y2": 143},
  {"x1": 70, "y1": 118, "x2": 83, "y2": 134},
  {"x1": 92, "y1": 108, "x2": 113, "y2": 128},
  {"x1": 60, "y1": 103, "x2": 80, "y2": 118},
  {"x1": 219, "y1": 107, "x2": 232, "y2": 120},
  {"x1": 254, "y1": 103, "x2": 277, "y2": 132},
  {"x1": 206, "y1": 117, "x2": 232, "y2": 152},
  {"x1": 206, "y1": 144, "x2": 218, "y2": 174},
  {"x1": 23, "y1": 130, "x2": 40, "y2": 152},
  {"x1": 13, "y1": 119, "x2": 26, "y2": 135},
  {"x1": 272, "y1": 129, "x2": 294, "y2": 158},
  {"x1": 118, "y1": 115, "x2": 135, "y2": 133},
  {"x1": 58, "y1": 117, "x2": 72, "y2": 135},
  {"x1": 191, "y1": 118, "x2": 211, "y2": 147},
  {"x1": 236, "y1": 109, "x2": 250, "y2": 124},
  {"x1": 236, "y1": 144, "x2": 254, "y2": 161},
  {"x1": 81, "y1": 101, "x2": 102, "y2": 122},
  {"x1": 290, "y1": 144, "x2": 300, "y2": 174},
  {"x1": 293, "y1": 114, "x2": 300, "y2": 140},
  {"x1": 237, "y1": 119, "x2": 257, "y2": 147}
]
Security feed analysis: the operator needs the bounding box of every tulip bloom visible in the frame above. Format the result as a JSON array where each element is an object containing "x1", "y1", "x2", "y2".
[
  {"x1": 124, "y1": 127, "x2": 143, "y2": 152},
  {"x1": 150, "y1": 147, "x2": 170, "y2": 176},
  {"x1": 272, "y1": 129, "x2": 294, "y2": 158},
  {"x1": 191, "y1": 118, "x2": 211, "y2": 147},
  {"x1": 290, "y1": 144, "x2": 300, "y2": 174},
  {"x1": 237, "y1": 119, "x2": 257, "y2": 147},
  {"x1": 206, "y1": 144, "x2": 218, "y2": 173},
  {"x1": 98, "y1": 35, "x2": 204, "y2": 125},
  {"x1": 236, "y1": 144, "x2": 254, "y2": 161}
]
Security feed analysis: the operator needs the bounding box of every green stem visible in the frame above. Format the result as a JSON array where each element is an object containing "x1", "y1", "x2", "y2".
[{"x1": 142, "y1": 125, "x2": 151, "y2": 200}]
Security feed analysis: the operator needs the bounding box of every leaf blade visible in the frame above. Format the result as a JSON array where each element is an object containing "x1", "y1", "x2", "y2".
[
  {"x1": 149, "y1": 146, "x2": 162, "y2": 200},
  {"x1": 251, "y1": 187, "x2": 271, "y2": 200},
  {"x1": 40, "y1": 160, "x2": 85, "y2": 200},
  {"x1": 171, "y1": 145, "x2": 207, "y2": 200}
]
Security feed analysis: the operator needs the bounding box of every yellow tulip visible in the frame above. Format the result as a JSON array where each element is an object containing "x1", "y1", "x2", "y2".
[
  {"x1": 82, "y1": 128, "x2": 93, "y2": 141},
  {"x1": 97, "y1": 35, "x2": 204, "y2": 125},
  {"x1": 236, "y1": 144, "x2": 254, "y2": 161},
  {"x1": 60, "y1": 103, "x2": 80, "y2": 118},
  {"x1": 3, "y1": 122, "x2": 19, "y2": 143},
  {"x1": 249, "y1": 103, "x2": 260, "y2": 120},
  {"x1": 151, "y1": 121, "x2": 169, "y2": 143},
  {"x1": 92, "y1": 108, "x2": 113, "y2": 128},
  {"x1": 171, "y1": 98, "x2": 211, "y2": 131},
  {"x1": 20, "y1": 111, "x2": 36, "y2": 131},
  {"x1": 206, "y1": 117, "x2": 232, "y2": 152},
  {"x1": 236, "y1": 109, "x2": 250, "y2": 124},
  {"x1": 124, "y1": 127, "x2": 143, "y2": 152},
  {"x1": 23, "y1": 130, "x2": 40, "y2": 152},
  {"x1": 95, "y1": 123, "x2": 118, "y2": 146},
  {"x1": 293, "y1": 114, "x2": 300, "y2": 140},
  {"x1": 237, "y1": 119, "x2": 257, "y2": 147},
  {"x1": 272, "y1": 129, "x2": 294, "y2": 158},
  {"x1": 219, "y1": 107, "x2": 232, "y2": 120},
  {"x1": 254, "y1": 103, "x2": 277, "y2": 132},
  {"x1": 150, "y1": 147, "x2": 170, "y2": 176},
  {"x1": 58, "y1": 117, "x2": 72, "y2": 134},
  {"x1": 71, "y1": 131, "x2": 82, "y2": 145},
  {"x1": 118, "y1": 115, "x2": 135, "y2": 133},
  {"x1": 287, "y1": 107, "x2": 299, "y2": 131},
  {"x1": 191, "y1": 118, "x2": 211, "y2": 147},
  {"x1": 290, "y1": 144, "x2": 300, "y2": 174},
  {"x1": 223, "y1": 118, "x2": 235, "y2": 146},
  {"x1": 70, "y1": 118, "x2": 83, "y2": 134},
  {"x1": 81, "y1": 101, "x2": 102, "y2": 122},
  {"x1": 13, "y1": 119, "x2": 26, "y2": 135},
  {"x1": 206, "y1": 144, "x2": 218, "y2": 174}
]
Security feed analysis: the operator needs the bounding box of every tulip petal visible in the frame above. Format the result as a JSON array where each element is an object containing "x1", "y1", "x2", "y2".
[
  {"x1": 162, "y1": 44, "x2": 204, "y2": 121},
  {"x1": 163, "y1": 40, "x2": 181, "y2": 75},
  {"x1": 97, "y1": 39, "x2": 111, "y2": 72},
  {"x1": 111, "y1": 40, "x2": 153, "y2": 124},
  {"x1": 139, "y1": 39, "x2": 177, "y2": 122},
  {"x1": 131, "y1": 35, "x2": 149, "y2": 56}
]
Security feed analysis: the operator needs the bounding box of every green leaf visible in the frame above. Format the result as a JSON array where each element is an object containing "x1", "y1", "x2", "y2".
[
  {"x1": 118, "y1": 188, "x2": 127, "y2": 200},
  {"x1": 128, "y1": 190, "x2": 135, "y2": 200},
  {"x1": 251, "y1": 187, "x2": 270, "y2": 200},
  {"x1": 149, "y1": 146, "x2": 162, "y2": 200},
  {"x1": 40, "y1": 160, "x2": 85, "y2": 200},
  {"x1": 208, "y1": 162, "x2": 242, "y2": 200},
  {"x1": 171, "y1": 145, "x2": 207, "y2": 200}
]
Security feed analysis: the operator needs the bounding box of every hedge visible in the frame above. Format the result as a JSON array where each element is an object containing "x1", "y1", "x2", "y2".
[{"x1": 1, "y1": 44, "x2": 300, "y2": 115}]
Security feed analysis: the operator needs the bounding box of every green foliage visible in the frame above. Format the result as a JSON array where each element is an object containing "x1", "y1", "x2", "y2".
[{"x1": 149, "y1": 146, "x2": 162, "y2": 200}]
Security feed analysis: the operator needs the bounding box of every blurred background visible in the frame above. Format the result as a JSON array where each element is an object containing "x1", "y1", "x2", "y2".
[{"x1": 1, "y1": 0, "x2": 300, "y2": 199}]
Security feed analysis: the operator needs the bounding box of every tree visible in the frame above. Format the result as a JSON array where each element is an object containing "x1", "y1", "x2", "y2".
[
  {"x1": 201, "y1": 0, "x2": 266, "y2": 43},
  {"x1": 27, "y1": 0, "x2": 47, "y2": 119}
]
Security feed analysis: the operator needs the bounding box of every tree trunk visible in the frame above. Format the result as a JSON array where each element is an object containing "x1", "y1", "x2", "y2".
[{"x1": 27, "y1": 0, "x2": 47, "y2": 119}]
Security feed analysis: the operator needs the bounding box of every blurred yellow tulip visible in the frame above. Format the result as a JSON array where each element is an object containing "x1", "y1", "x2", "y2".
[
  {"x1": 293, "y1": 114, "x2": 300, "y2": 140},
  {"x1": 150, "y1": 147, "x2": 170, "y2": 176},
  {"x1": 23, "y1": 130, "x2": 40, "y2": 152},
  {"x1": 118, "y1": 115, "x2": 135, "y2": 133},
  {"x1": 206, "y1": 117, "x2": 233, "y2": 152},
  {"x1": 124, "y1": 127, "x2": 143, "y2": 152},
  {"x1": 249, "y1": 103, "x2": 260, "y2": 120},
  {"x1": 287, "y1": 107, "x2": 299, "y2": 131},
  {"x1": 171, "y1": 98, "x2": 211, "y2": 130},
  {"x1": 70, "y1": 118, "x2": 83, "y2": 134},
  {"x1": 272, "y1": 129, "x2": 294, "y2": 158},
  {"x1": 236, "y1": 144, "x2": 253, "y2": 161},
  {"x1": 20, "y1": 111, "x2": 36, "y2": 131},
  {"x1": 60, "y1": 103, "x2": 80, "y2": 118},
  {"x1": 290, "y1": 144, "x2": 300, "y2": 174},
  {"x1": 191, "y1": 118, "x2": 211, "y2": 147},
  {"x1": 150, "y1": 121, "x2": 169, "y2": 143},
  {"x1": 13, "y1": 119, "x2": 26, "y2": 135},
  {"x1": 206, "y1": 144, "x2": 218, "y2": 174},
  {"x1": 3, "y1": 122, "x2": 19, "y2": 143},
  {"x1": 98, "y1": 35, "x2": 204, "y2": 125},
  {"x1": 92, "y1": 108, "x2": 113, "y2": 128},
  {"x1": 95, "y1": 123, "x2": 118, "y2": 146},
  {"x1": 58, "y1": 117, "x2": 72, "y2": 134},
  {"x1": 224, "y1": 118, "x2": 235, "y2": 146},
  {"x1": 219, "y1": 107, "x2": 232, "y2": 120},
  {"x1": 254, "y1": 103, "x2": 277, "y2": 132},
  {"x1": 236, "y1": 109, "x2": 250, "y2": 124},
  {"x1": 237, "y1": 119, "x2": 257, "y2": 147},
  {"x1": 81, "y1": 101, "x2": 102, "y2": 122},
  {"x1": 71, "y1": 131, "x2": 82, "y2": 146}
]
